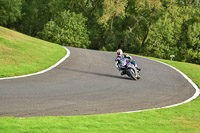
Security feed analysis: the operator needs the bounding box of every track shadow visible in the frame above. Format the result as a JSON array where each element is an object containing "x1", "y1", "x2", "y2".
[{"x1": 59, "y1": 67, "x2": 131, "y2": 80}]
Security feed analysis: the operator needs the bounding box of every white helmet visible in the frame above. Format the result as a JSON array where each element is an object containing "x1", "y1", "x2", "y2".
[{"x1": 117, "y1": 49, "x2": 123, "y2": 55}]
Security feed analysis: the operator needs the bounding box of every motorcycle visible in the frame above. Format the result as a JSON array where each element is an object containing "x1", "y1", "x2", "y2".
[{"x1": 120, "y1": 58, "x2": 141, "y2": 80}]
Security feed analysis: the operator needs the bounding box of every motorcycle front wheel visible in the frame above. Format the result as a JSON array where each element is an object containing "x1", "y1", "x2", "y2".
[{"x1": 127, "y1": 69, "x2": 137, "y2": 80}]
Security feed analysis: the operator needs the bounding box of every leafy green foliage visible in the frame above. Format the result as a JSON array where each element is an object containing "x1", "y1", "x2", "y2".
[
  {"x1": 0, "y1": 0, "x2": 22, "y2": 26},
  {"x1": 187, "y1": 23, "x2": 200, "y2": 64},
  {"x1": 17, "y1": 0, "x2": 52, "y2": 36},
  {"x1": 98, "y1": 0, "x2": 127, "y2": 27},
  {"x1": 146, "y1": 9, "x2": 177, "y2": 59},
  {"x1": 41, "y1": 10, "x2": 90, "y2": 48}
]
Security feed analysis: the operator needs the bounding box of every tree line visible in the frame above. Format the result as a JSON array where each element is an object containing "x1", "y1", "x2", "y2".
[{"x1": 0, "y1": 0, "x2": 200, "y2": 64}]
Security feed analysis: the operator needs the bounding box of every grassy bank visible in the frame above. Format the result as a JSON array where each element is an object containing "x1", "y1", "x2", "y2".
[{"x1": 0, "y1": 26, "x2": 66, "y2": 78}]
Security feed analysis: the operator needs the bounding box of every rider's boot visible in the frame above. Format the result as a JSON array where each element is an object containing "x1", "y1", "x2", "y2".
[{"x1": 136, "y1": 67, "x2": 141, "y2": 71}]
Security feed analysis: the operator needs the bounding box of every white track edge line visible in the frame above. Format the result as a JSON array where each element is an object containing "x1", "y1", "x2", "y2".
[
  {"x1": 123, "y1": 56, "x2": 200, "y2": 113},
  {"x1": 0, "y1": 46, "x2": 70, "y2": 80}
]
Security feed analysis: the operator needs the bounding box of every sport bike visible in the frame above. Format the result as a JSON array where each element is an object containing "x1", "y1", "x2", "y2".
[{"x1": 120, "y1": 58, "x2": 140, "y2": 80}]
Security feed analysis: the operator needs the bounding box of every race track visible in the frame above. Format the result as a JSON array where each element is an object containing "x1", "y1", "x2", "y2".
[{"x1": 0, "y1": 47, "x2": 196, "y2": 117}]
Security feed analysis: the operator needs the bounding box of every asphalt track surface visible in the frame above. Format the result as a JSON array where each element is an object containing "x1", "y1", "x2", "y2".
[{"x1": 0, "y1": 47, "x2": 196, "y2": 117}]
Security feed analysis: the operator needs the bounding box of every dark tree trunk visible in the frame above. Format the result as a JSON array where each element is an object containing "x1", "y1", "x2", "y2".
[{"x1": 142, "y1": 21, "x2": 152, "y2": 47}]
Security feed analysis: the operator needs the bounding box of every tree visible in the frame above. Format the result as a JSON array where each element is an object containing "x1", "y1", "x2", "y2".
[
  {"x1": 17, "y1": 0, "x2": 52, "y2": 36},
  {"x1": 96, "y1": 0, "x2": 127, "y2": 50},
  {"x1": 134, "y1": 0, "x2": 163, "y2": 47},
  {"x1": 187, "y1": 22, "x2": 200, "y2": 64},
  {"x1": 98, "y1": 0, "x2": 127, "y2": 28},
  {"x1": 146, "y1": 11, "x2": 178, "y2": 59},
  {"x1": 0, "y1": 0, "x2": 22, "y2": 27},
  {"x1": 41, "y1": 10, "x2": 90, "y2": 48}
]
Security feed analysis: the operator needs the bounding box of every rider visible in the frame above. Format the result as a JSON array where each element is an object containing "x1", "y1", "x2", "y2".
[{"x1": 115, "y1": 49, "x2": 140, "y2": 75}]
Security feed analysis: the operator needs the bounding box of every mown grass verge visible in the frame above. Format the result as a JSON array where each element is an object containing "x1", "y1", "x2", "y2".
[
  {"x1": 0, "y1": 26, "x2": 66, "y2": 78},
  {"x1": 0, "y1": 27, "x2": 199, "y2": 132}
]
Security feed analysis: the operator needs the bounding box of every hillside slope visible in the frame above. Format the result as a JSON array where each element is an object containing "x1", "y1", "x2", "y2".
[{"x1": 0, "y1": 26, "x2": 66, "y2": 78}]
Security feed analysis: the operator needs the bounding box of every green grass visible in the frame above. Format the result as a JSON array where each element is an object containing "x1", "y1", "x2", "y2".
[
  {"x1": 0, "y1": 26, "x2": 66, "y2": 78},
  {"x1": 0, "y1": 27, "x2": 199, "y2": 132}
]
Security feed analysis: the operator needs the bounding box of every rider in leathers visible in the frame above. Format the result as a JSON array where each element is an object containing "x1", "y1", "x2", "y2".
[{"x1": 115, "y1": 49, "x2": 140, "y2": 77}]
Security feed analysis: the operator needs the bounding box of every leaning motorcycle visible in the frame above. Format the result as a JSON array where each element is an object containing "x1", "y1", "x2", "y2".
[{"x1": 120, "y1": 59, "x2": 140, "y2": 80}]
